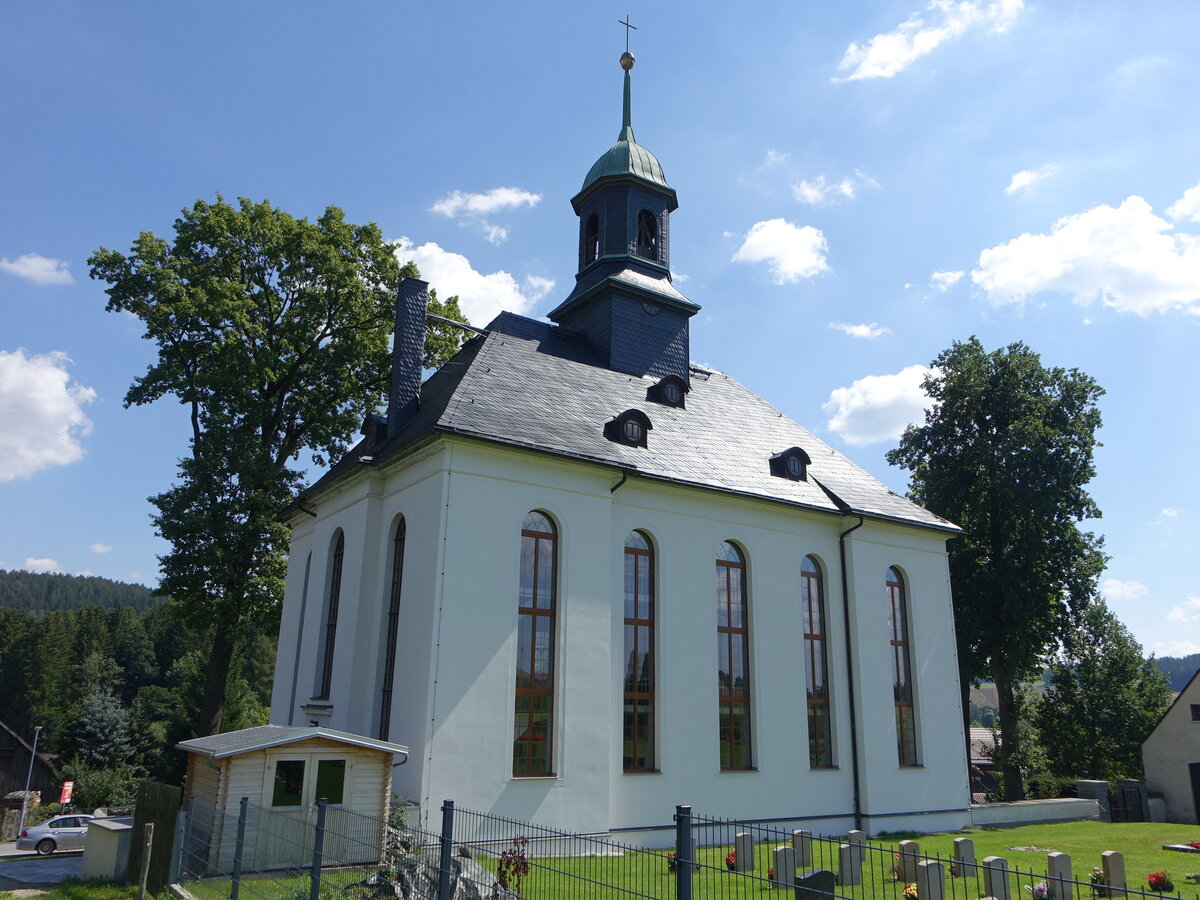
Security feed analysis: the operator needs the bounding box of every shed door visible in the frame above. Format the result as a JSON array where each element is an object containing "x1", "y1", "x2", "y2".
[{"x1": 259, "y1": 753, "x2": 354, "y2": 868}]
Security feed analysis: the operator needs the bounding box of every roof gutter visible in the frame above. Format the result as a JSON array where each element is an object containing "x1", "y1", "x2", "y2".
[{"x1": 839, "y1": 513, "x2": 866, "y2": 833}]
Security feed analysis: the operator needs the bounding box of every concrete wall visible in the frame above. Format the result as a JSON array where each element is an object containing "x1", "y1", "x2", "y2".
[
  {"x1": 970, "y1": 797, "x2": 1100, "y2": 827},
  {"x1": 270, "y1": 434, "x2": 970, "y2": 836},
  {"x1": 1142, "y1": 672, "x2": 1200, "y2": 824}
]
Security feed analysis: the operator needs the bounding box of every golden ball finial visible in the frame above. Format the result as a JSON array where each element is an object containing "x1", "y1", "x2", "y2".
[{"x1": 620, "y1": 51, "x2": 635, "y2": 71}]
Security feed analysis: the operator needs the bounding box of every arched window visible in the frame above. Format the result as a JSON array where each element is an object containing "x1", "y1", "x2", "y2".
[
  {"x1": 378, "y1": 518, "x2": 406, "y2": 740},
  {"x1": 623, "y1": 531, "x2": 655, "y2": 772},
  {"x1": 636, "y1": 209, "x2": 658, "y2": 260},
  {"x1": 584, "y1": 214, "x2": 600, "y2": 265},
  {"x1": 802, "y1": 556, "x2": 834, "y2": 767},
  {"x1": 887, "y1": 567, "x2": 919, "y2": 766},
  {"x1": 514, "y1": 511, "x2": 558, "y2": 776},
  {"x1": 316, "y1": 531, "x2": 344, "y2": 700},
  {"x1": 716, "y1": 541, "x2": 752, "y2": 770}
]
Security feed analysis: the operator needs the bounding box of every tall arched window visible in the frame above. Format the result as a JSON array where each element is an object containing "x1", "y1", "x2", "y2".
[
  {"x1": 887, "y1": 567, "x2": 919, "y2": 766},
  {"x1": 378, "y1": 518, "x2": 406, "y2": 740},
  {"x1": 316, "y1": 531, "x2": 344, "y2": 700},
  {"x1": 802, "y1": 556, "x2": 834, "y2": 768},
  {"x1": 636, "y1": 209, "x2": 658, "y2": 260},
  {"x1": 514, "y1": 511, "x2": 557, "y2": 776},
  {"x1": 623, "y1": 531, "x2": 655, "y2": 772},
  {"x1": 716, "y1": 541, "x2": 752, "y2": 770},
  {"x1": 584, "y1": 214, "x2": 600, "y2": 265}
]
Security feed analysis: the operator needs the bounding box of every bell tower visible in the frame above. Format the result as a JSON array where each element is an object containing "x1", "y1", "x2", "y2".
[{"x1": 548, "y1": 44, "x2": 699, "y2": 382}]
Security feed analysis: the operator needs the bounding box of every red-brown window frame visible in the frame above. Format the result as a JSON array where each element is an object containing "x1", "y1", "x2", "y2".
[
  {"x1": 717, "y1": 542, "x2": 753, "y2": 770},
  {"x1": 623, "y1": 531, "x2": 656, "y2": 772},
  {"x1": 802, "y1": 556, "x2": 834, "y2": 768},
  {"x1": 513, "y1": 512, "x2": 557, "y2": 777},
  {"x1": 887, "y1": 567, "x2": 919, "y2": 766}
]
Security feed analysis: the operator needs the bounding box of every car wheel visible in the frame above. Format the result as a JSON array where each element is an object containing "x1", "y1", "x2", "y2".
[{"x1": 35, "y1": 839, "x2": 56, "y2": 855}]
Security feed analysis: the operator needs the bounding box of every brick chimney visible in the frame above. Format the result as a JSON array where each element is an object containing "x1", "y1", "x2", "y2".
[{"x1": 387, "y1": 276, "x2": 428, "y2": 437}]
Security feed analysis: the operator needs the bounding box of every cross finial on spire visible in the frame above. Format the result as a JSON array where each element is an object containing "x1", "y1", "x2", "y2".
[{"x1": 619, "y1": 15, "x2": 637, "y2": 53}]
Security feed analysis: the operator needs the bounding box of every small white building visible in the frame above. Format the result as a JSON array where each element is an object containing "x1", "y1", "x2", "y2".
[
  {"x1": 269, "y1": 54, "x2": 971, "y2": 842},
  {"x1": 178, "y1": 725, "x2": 408, "y2": 869},
  {"x1": 1142, "y1": 669, "x2": 1200, "y2": 824}
]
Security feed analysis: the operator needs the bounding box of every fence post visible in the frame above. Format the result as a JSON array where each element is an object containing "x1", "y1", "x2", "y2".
[
  {"x1": 231, "y1": 798, "x2": 248, "y2": 900},
  {"x1": 310, "y1": 799, "x2": 328, "y2": 900},
  {"x1": 675, "y1": 804, "x2": 693, "y2": 900},
  {"x1": 138, "y1": 823, "x2": 155, "y2": 900},
  {"x1": 438, "y1": 800, "x2": 455, "y2": 900},
  {"x1": 179, "y1": 796, "x2": 194, "y2": 880}
]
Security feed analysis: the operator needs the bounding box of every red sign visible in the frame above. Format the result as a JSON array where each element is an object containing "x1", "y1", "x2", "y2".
[{"x1": 60, "y1": 781, "x2": 74, "y2": 805}]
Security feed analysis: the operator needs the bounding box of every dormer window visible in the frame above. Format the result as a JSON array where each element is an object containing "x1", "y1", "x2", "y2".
[
  {"x1": 605, "y1": 409, "x2": 652, "y2": 448},
  {"x1": 770, "y1": 446, "x2": 811, "y2": 481},
  {"x1": 584, "y1": 214, "x2": 600, "y2": 265},
  {"x1": 636, "y1": 210, "x2": 658, "y2": 261},
  {"x1": 647, "y1": 374, "x2": 689, "y2": 408}
]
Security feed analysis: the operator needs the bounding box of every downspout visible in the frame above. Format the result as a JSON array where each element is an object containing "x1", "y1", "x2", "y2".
[{"x1": 839, "y1": 514, "x2": 866, "y2": 832}]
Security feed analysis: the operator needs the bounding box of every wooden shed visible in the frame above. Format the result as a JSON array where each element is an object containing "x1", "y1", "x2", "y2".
[{"x1": 177, "y1": 725, "x2": 408, "y2": 872}]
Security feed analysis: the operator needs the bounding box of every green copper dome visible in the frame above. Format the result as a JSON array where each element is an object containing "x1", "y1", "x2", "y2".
[{"x1": 580, "y1": 68, "x2": 672, "y2": 193}]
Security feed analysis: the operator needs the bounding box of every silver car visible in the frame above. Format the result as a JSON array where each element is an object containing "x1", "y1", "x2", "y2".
[{"x1": 16, "y1": 814, "x2": 94, "y2": 854}]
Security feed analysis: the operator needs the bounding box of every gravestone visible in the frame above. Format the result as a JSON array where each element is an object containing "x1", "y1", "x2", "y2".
[
  {"x1": 838, "y1": 843, "x2": 861, "y2": 886},
  {"x1": 796, "y1": 867, "x2": 836, "y2": 900},
  {"x1": 1102, "y1": 850, "x2": 1126, "y2": 897},
  {"x1": 774, "y1": 846, "x2": 796, "y2": 887},
  {"x1": 982, "y1": 855, "x2": 1010, "y2": 900},
  {"x1": 917, "y1": 860, "x2": 945, "y2": 900},
  {"x1": 898, "y1": 840, "x2": 921, "y2": 883},
  {"x1": 1047, "y1": 851, "x2": 1072, "y2": 900},
  {"x1": 793, "y1": 829, "x2": 812, "y2": 867},
  {"x1": 736, "y1": 832, "x2": 755, "y2": 872},
  {"x1": 953, "y1": 837, "x2": 975, "y2": 877}
]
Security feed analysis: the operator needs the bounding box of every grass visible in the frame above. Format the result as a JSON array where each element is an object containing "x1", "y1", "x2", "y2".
[
  {"x1": 0, "y1": 878, "x2": 146, "y2": 900},
  {"x1": 176, "y1": 821, "x2": 1200, "y2": 900}
]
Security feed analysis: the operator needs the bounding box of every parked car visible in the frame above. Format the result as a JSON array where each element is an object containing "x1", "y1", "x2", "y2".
[{"x1": 16, "y1": 814, "x2": 95, "y2": 854}]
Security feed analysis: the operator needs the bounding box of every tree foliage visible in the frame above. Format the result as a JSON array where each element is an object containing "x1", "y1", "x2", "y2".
[
  {"x1": 1033, "y1": 600, "x2": 1171, "y2": 781},
  {"x1": 887, "y1": 337, "x2": 1107, "y2": 800},
  {"x1": 0, "y1": 570, "x2": 157, "y2": 615},
  {"x1": 90, "y1": 196, "x2": 466, "y2": 735}
]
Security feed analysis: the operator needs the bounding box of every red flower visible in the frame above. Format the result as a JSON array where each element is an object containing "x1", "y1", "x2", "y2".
[{"x1": 726, "y1": 851, "x2": 737, "y2": 871}]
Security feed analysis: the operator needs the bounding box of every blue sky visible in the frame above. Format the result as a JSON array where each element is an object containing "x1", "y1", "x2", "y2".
[{"x1": 3, "y1": 1, "x2": 1198, "y2": 658}]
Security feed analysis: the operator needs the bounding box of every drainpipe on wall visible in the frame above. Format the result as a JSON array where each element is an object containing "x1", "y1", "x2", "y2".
[{"x1": 839, "y1": 514, "x2": 866, "y2": 833}]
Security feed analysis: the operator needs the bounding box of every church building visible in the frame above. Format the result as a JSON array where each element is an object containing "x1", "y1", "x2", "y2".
[{"x1": 269, "y1": 50, "x2": 970, "y2": 840}]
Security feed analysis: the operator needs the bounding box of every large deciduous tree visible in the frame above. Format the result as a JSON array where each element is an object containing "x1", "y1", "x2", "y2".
[
  {"x1": 886, "y1": 337, "x2": 1107, "y2": 801},
  {"x1": 1033, "y1": 600, "x2": 1170, "y2": 781},
  {"x1": 90, "y1": 196, "x2": 466, "y2": 736}
]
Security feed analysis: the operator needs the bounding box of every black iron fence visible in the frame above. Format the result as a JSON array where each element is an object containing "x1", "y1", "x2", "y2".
[{"x1": 174, "y1": 798, "x2": 1199, "y2": 900}]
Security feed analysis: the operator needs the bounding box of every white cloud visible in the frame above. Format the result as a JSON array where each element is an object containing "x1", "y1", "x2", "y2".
[
  {"x1": 731, "y1": 219, "x2": 829, "y2": 284},
  {"x1": 1101, "y1": 578, "x2": 1149, "y2": 605},
  {"x1": 1167, "y1": 595, "x2": 1200, "y2": 624},
  {"x1": 0, "y1": 349, "x2": 96, "y2": 483},
  {"x1": 430, "y1": 187, "x2": 541, "y2": 245},
  {"x1": 1152, "y1": 638, "x2": 1200, "y2": 657},
  {"x1": 392, "y1": 238, "x2": 554, "y2": 324},
  {"x1": 1005, "y1": 164, "x2": 1061, "y2": 196},
  {"x1": 23, "y1": 557, "x2": 63, "y2": 574},
  {"x1": 1167, "y1": 182, "x2": 1200, "y2": 223},
  {"x1": 835, "y1": 0, "x2": 1023, "y2": 82},
  {"x1": 760, "y1": 149, "x2": 790, "y2": 170},
  {"x1": 793, "y1": 171, "x2": 879, "y2": 206},
  {"x1": 90, "y1": 543, "x2": 113, "y2": 554},
  {"x1": 823, "y1": 364, "x2": 933, "y2": 445},
  {"x1": 0, "y1": 253, "x2": 74, "y2": 286},
  {"x1": 930, "y1": 270, "x2": 965, "y2": 291},
  {"x1": 829, "y1": 321, "x2": 891, "y2": 339},
  {"x1": 972, "y1": 195, "x2": 1200, "y2": 315},
  {"x1": 1161, "y1": 507, "x2": 1181, "y2": 518}
]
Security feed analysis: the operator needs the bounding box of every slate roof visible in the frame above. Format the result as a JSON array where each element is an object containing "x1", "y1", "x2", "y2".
[
  {"x1": 177, "y1": 725, "x2": 408, "y2": 760},
  {"x1": 303, "y1": 313, "x2": 958, "y2": 535}
]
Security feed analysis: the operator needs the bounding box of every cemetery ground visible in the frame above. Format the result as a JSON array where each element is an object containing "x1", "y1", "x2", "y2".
[{"x1": 177, "y1": 821, "x2": 1200, "y2": 900}]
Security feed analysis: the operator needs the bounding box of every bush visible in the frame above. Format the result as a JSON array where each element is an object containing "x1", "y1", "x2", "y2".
[
  {"x1": 58, "y1": 761, "x2": 145, "y2": 810},
  {"x1": 1025, "y1": 774, "x2": 1078, "y2": 800}
]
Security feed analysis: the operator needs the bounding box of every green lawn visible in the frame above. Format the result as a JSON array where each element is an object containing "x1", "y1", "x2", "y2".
[
  {"x1": 176, "y1": 821, "x2": 1200, "y2": 900},
  {"x1": 1, "y1": 879, "x2": 144, "y2": 900}
]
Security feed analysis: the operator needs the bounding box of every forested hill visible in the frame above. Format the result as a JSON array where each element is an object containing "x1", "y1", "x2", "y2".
[
  {"x1": 1156, "y1": 653, "x2": 1200, "y2": 692},
  {"x1": 0, "y1": 569, "x2": 159, "y2": 614}
]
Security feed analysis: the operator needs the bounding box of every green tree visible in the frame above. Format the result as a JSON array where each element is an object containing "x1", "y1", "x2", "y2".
[
  {"x1": 1033, "y1": 600, "x2": 1170, "y2": 781},
  {"x1": 887, "y1": 337, "x2": 1107, "y2": 800},
  {"x1": 72, "y1": 691, "x2": 134, "y2": 767},
  {"x1": 89, "y1": 196, "x2": 466, "y2": 736}
]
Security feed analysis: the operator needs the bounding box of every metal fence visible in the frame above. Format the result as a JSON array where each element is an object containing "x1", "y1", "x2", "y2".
[{"x1": 174, "y1": 798, "x2": 1200, "y2": 900}]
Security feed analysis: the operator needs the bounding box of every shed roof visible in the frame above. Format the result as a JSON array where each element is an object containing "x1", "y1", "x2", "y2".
[{"x1": 177, "y1": 725, "x2": 408, "y2": 761}]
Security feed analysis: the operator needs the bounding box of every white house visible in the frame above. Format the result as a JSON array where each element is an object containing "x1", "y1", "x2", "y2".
[
  {"x1": 269, "y1": 52, "x2": 970, "y2": 841},
  {"x1": 1142, "y1": 668, "x2": 1200, "y2": 824}
]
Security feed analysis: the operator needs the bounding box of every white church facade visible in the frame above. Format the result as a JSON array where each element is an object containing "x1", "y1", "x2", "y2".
[{"x1": 269, "y1": 52, "x2": 971, "y2": 840}]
